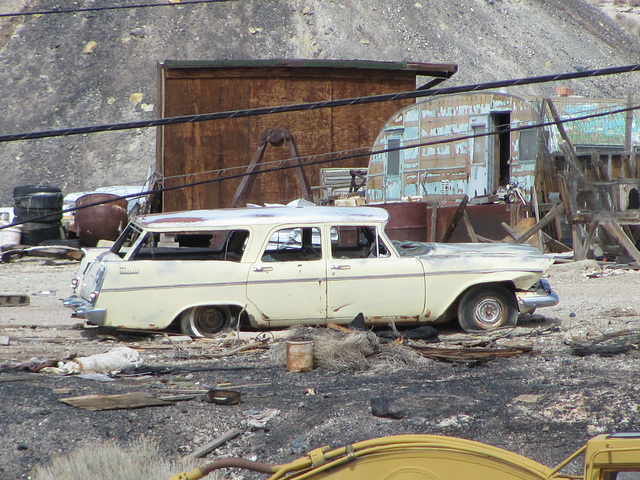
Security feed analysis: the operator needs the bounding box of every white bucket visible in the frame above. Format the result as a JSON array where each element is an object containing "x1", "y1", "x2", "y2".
[{"x1": 0, "y1": 225, "x2": 22, "y2": 247}]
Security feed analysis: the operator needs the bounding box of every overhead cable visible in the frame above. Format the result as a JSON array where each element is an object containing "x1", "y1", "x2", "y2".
[
  {"x1": 3, "y1": 102, "x2": 637, "y2": 231},
  {"x1": 2, "y1": 64, "x2": 640, "y2": 144},
  {"x1": 0, "y1": 0, "x2": 238, "y2": 18}
]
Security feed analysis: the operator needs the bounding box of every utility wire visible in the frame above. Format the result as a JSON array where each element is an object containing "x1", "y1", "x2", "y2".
[
  {"x1": 0, "y1": 0, "x2": 238, "y2": 18},
  {"x1": 4, "y1": 102, "x2": 638, "y2": 230},
  {"x1": 2, "y1": 64, "x2": 640, "y2": 144}
]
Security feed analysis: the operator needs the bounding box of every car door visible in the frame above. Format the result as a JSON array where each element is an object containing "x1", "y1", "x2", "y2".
[
  {"x1": 326, "y1": 225, "x2": 426, "y2": 324},
  {"x1": 246, "y1": 225, "x2": 327, "y2": 325}
]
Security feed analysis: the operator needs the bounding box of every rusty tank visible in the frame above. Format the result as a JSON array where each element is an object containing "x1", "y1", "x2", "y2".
[{"x1": 73, "y1": 193, "x2": 128, "y2": 247}]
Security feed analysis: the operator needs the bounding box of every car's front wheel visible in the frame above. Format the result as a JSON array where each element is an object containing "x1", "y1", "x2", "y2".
[
  {"x1": 180, "y1": 305, "x2": 232, "y2": 338},
  {"x1": 457, "y1": 285, "x2": 518, "y2": 333}
]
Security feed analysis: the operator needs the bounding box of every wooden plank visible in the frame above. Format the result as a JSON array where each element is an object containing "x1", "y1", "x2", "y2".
[
  {"x1": 547, "y1": 98, "x2": 582, "y2": 176},
  {"x1": 186, "y1": 428, "x2": 242, "y2": 459},
  {"x1": 441, "y1": 195, "x2": 468, "y2": 242},
  {"x1": 513, "y1": 203, "x2": 564, "y2": 244},
  {"x1": 429, "y1": 204, "x2": 438, "y2": 242},
  {"x1": 462, "y1": 211, "x2": 478, "y2": 243},
  {"x1": 60, "y1": 392, "x2": 175, "y2": 411},
  {"x1": 541, "y1": 232, "x2": 572, "y2": 253}
]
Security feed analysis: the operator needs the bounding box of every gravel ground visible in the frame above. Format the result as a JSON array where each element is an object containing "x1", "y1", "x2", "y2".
[{"x1": 2, "y1": 256, "x2": 640, "y2": 479}]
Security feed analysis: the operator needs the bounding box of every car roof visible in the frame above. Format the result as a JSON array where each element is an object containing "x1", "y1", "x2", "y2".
[{"x1": 133, "y1": 205, "x2": 390, "y2": 230}]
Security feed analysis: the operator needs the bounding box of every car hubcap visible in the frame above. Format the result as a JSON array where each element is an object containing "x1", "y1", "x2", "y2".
[{"x1": 474, "y1": 297, "x2": 505, "y2": 327}]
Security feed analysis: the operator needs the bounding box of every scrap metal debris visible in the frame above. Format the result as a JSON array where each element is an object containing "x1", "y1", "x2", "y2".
[{"x1": 1, "y1": 245, "x2": 83, "y2": 263}]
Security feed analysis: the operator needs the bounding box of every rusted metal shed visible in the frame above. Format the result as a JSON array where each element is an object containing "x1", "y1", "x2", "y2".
[{"x1": 156, "y1": 59, "x2": 457, "y2": 212}]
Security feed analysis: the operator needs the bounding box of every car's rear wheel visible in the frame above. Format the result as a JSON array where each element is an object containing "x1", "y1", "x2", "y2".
[
  {"x1": 180, "y1": 305, "x2": 232, "y2": 338},
  {"x1": 457, "y1": 285, "x2": 518, "y2": 333}
]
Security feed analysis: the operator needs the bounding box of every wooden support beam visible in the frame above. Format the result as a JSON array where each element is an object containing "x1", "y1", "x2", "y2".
[
  {"x1": 462, "y1": 211, "x2": 478, "y2": 243},
  {"x1": 230, "y1": 143, "x2": 267, "y2": 208},
  {"x1": 541, "y1": 231, "x2": 572, "y2": 253},
  {"x1": 601, "y1": 220, "x2": 640, "y2": 264},
  {"x1": 441, "y1": 195, "x2": 468, "y2": 243},
  {"x1": 575, "y1": 220, "x2": 599, "y2": 261}
]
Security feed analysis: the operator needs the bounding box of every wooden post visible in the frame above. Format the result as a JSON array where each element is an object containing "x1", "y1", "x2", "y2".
[
  {"x1": 441, "y1": 195, "x2": 469, "y2": 243},
  {"x1": 575, "y1": 220, "x2": 599, "y2": 261},
  {"x1": 429, "y1": 203, "x2": 438, "y2": 242}
]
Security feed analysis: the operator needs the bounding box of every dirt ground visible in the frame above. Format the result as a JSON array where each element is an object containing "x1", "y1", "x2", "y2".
[{"x1": 2, "y1": 255, "x2": 640, "y2": 479}]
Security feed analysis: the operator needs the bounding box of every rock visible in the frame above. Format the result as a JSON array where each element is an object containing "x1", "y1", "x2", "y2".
[{"x1": 370, "y1": 396, "x2": 404, "y2": 419}]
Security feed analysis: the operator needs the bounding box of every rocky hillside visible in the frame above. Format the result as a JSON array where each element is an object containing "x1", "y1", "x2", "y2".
[{"x1": 2, "y1": 0, "x2": 640, "y2": 205}]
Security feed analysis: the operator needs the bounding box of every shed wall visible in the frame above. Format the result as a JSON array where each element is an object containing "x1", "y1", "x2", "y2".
[{"x1": 158, "y1": 65, "x2": 433, "y2": 211}]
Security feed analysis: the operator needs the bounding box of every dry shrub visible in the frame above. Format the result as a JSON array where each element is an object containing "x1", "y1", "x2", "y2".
[
  {"x1": 270, "y1": 326, "x2": 431, "y2": 372},
  {"x1": 32, "y1": 437, "x2": 208, "y2": 480}
]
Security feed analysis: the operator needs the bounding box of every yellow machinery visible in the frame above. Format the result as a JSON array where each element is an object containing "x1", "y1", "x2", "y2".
[{"x1": 169, "y1": 432, "x2": 640, "y2": 480}]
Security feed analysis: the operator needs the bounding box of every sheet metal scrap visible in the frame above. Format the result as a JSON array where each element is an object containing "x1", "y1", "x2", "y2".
[
  {"x1": 1, "y1": 245, "x2": 83, "y2": 263},
  {"x1": 410, "y1": 344, "x2": 533, "y2": 363}
]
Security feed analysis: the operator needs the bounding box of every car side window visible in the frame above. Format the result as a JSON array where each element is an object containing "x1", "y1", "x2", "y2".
[
  {"x1": 262, "y1": 227, "x2": 322, "y2": 262},
  {"x1": 331, "y1": 225, "x2": 390, "y2": 259}
]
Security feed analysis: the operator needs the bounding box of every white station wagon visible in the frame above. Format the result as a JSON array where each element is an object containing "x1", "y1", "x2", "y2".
[{"x1": 65, "y1": 205, "x2": 558, "y2": 337}]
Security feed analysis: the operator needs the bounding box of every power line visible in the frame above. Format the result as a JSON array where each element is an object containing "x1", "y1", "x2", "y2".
[
  {"x1": 0, "y1": 0, "x2": 238, "y2": 18},
  {"x1": 3, "y1": 102, "x2": 637, "y2": 231},
  {"x1": 2, "y1": 64, "x2": 640, "y2": 144}
]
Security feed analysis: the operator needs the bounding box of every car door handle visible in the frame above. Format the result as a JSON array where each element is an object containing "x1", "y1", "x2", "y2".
[
  {"x1": 330, "y1": 265, "x2": 351, "y2": 270},
  {"x1": 252, "y1": 266, "x2": 273, "y2": 272}
]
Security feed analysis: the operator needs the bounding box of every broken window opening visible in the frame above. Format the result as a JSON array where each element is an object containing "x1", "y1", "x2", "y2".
[
  {"x1": 128, "y1": 229, "x2": 249, "y2": 262},
  {"x1": 331, "y1": 225, "x2": 390, "y2": 259}
]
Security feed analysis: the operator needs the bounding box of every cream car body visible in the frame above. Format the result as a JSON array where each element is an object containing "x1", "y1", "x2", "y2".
[{"x1": 66, "y1": 206, "x2": 558, "y2": 337}]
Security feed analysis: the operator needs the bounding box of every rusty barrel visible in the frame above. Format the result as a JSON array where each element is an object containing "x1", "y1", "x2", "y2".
[
  {"x1": 286, "y1": 340, "x2": 314, "y2": 372},
  {"x1": 74, "y1": 193, "x2": 128, "y2": 247}
]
